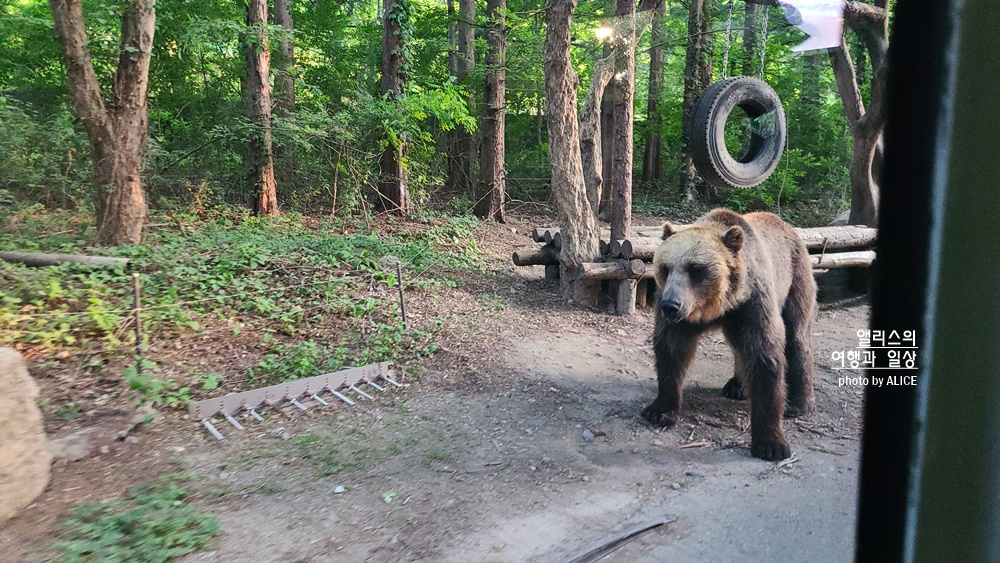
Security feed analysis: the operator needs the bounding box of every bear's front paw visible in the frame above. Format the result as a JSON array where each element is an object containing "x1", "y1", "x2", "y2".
[
  {"x1": 750, "y1": 436, "x2": 791, "y2": 461},
  {"x1": 641, "y1": 402, "x2": 679, "y2": 427},
  {"x1": 721, "y1": 377, "x2": 746, "y2": 400}
]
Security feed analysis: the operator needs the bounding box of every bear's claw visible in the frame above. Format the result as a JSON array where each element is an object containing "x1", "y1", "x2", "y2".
[
  {"x1": 641, "y1": 402, "x2": 679, "y2": 427},
  {"x1": 721, "y1": 377, "x2": 746, "y2": 400},
  {"x1": 750, "y1": 437, "x2": 792, "y2": 461}
]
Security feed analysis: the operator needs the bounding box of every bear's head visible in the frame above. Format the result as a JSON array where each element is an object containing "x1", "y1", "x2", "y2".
[{"x1": 652, "y1": 221, "x2": 744, "y2": 324}]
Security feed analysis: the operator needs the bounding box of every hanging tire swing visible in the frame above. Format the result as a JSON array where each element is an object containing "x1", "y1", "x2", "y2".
[
  {"x1": 688, "y1": 76, "x2": 787, "y2": 190},
  {"x1": 687, "y1": 2, "x2": 786, "y2": 190}
]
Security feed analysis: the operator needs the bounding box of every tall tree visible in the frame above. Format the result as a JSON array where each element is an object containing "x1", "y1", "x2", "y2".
[
  {"x1": 641, "y1": 0, "x2": 667, "y2": 181},
  {"x1": 446, "y1": 0, "x2": 475, "y2": 194},
  {"x1": 543, "y1": 0, "x2": 601, "y2": 304},
  {"x1": 273, "y1": 0, "x2": 294, "y2": 116},
  {"x1": 742, "y1": 2, "x2": 759, "y2": 76},
  {"x1": 609, "y1": 0, "x2": 642, "y2": 314},
  {"x1": 828, "y1": 0, "x2": 890, "y2": 226},
  {"x1": 681, "y1": 0, "x2": 706, "y2": 200},
  {"x1": 48, "y1": 0, "x2": 156, "y2": 245},
  {"x1": 378, "y1": 0, "x2": 413, "y2": 213},
  {"x1": 697, "y1": 0, "x2": 715, "y2": 91},
  {"x1": 244, "y1": 0, "x2": 278, "y2": 216},
  {"x1": 475, "y1": 0, "x2": 507, "y2": 221}
]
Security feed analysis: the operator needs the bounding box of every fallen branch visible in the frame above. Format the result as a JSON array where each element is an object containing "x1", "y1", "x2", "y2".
[
  {"x1": 0, "y1": 251, "x2": 130, "y2": 269},
  {"x1": 563, "y1": 516, "x2": 676, "y2": 563}
]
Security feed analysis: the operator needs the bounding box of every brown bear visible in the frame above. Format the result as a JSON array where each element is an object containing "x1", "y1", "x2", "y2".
[{"x1": 642, "y1": 208, "x2": 816, "y2": 461}]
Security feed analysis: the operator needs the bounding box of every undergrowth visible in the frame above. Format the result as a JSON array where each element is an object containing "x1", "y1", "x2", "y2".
[
  {"x1": 0, "y1": 204, "x2": 478, "y2": 402},
  {"x1": 52, "y1": 473, "x2": 219, "y2": 563}
]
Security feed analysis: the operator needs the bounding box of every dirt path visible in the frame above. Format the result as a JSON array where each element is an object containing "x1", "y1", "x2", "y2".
[{"x1": 164, "y1": 301, "x2": 868, "y2": 562}]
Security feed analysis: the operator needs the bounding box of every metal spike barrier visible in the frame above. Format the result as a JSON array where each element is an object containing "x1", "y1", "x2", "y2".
[{"x1": 189, "y1": 362, "x2": 395, "y2": 440}]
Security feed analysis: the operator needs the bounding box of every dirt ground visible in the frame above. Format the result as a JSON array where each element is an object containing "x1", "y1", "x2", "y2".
[{"x1": 1, "y1": 213, "x2": 871, "y2": 562}]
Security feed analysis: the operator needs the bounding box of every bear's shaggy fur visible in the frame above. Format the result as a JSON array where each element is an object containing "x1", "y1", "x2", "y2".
[{"x1": 642, "y1": 208, "x2": 816, "y2": 461}]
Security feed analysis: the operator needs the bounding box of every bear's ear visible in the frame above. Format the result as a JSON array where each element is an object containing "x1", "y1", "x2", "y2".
[
  {"x1": 722, "y1": 226, "x2": 744, "y2": 252},
  {"x1": 662, "y1": 222, "x2": 681, "y2": 240}
]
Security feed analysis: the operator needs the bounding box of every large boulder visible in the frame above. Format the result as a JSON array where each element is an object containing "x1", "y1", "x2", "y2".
[{"x1": 0, "y1": 348, "x2": 51, "y2": 523}]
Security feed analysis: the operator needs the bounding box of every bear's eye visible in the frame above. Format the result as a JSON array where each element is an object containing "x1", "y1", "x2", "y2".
[
  {"x1": 660, "y1": 265, "x2": 670, "y2": 279},
  {"x1": 687, "y1": 264, "x2": 708, "y2": 282}
]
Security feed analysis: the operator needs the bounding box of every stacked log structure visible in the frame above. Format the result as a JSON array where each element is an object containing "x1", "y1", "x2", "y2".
[{"x1": 513, "y1": 223, "x2": 877, "y2": 313}]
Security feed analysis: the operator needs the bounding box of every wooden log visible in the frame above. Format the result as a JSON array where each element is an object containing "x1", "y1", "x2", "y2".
[
  {"x1": 604, "y1": 227, "x2": 876, "y2": 258},
  {"x1": 609, "y1": 239, "x2": 626, "y2": 258},
  {"x1": 620, "y1": 240, "x2": 659, "y2": 261},
  {"x1": 534, "y1": 225, "x2": 876, "y2": 251},
  {"x1": 810, "y1": 250, "x2": 876, "y2": 269},
  {"x1": 635, "y1": 278, "x2": 649, "y2": 308},
  {"x1": 0, "y1": 251, "x2": 129, "y2": 269},
  {"x1": 512, "y1": 246, "x2": 559, "y2": 266},
  {"x1": 580, "y1": 259, "x2": 646, "y2": 280},
  {"x1": 531, "y1": 225, "x2": 663, "y2": 242},
  {"x1": 793, "y1": 226, "x2": 877, "y2": 250},
  {"x1": 616, "y1": 279, "x2": 637, "y2": 315}
]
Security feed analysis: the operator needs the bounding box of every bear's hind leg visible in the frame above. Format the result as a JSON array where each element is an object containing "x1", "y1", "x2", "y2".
[
  {"x1": 782, "y1": 271, "x2": 816, "y2": 418},
  {"x1": 722, "y1": 354, "x2": 747, "y2": 400},
  {"x1": 643, "y1": 323, "x2": 701, "y2": 427}
]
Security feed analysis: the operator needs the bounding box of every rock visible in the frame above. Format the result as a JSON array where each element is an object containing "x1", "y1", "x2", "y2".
[
  {"x1": 0, "y1": 348, "x2": 51, "y2": 523},
  {"x1": 541, "y1": 456, "x2": 553, "y2": 464},
  {"x1": 99, "y1": 445, "x2": 110, "y2": 455},
  {"x1": 49, "y1": 427, "x2": 98, "y2": 462},
  {"x1": 334, "y1": 485, "x2": 346, "y2": 494},
  {"x1": 581, "y1": 429, "x2": 595, "y2": 442},
  {"x1": 671, "y1": 482, "x2": 681, "y2": 490},
  {"x1": 651, "y1": 439, "x2": 664, "y2": 447},
  {"x1": 685, "y1": 471, "x2": 705, "y2": 478}
]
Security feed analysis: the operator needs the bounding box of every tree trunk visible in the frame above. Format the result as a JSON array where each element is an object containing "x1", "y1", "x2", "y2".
[
  {"x1": 598, "y1": 42, "x2": 615, "y2": 219},
  {"x1": 697, "y1": 0, "x2": 714, "y2": 91},
  {"x1": 681, "y1": 0, "x2": 705, "y2": 200},
  {"x1": 580, "y1": 53, "x2": 614, "y2": 216},
  {"x1": 641, "y1": 0, "x2": 666, "y2": 182},
  {"x1": 742, "y1": 2, "x2": 758, "y2": 76},
  {"x1": 475, "y1": 0, "x2": 506, "y2": 221},
  {"x1": 544, "y1": 0, "x2": 601, "y2": 304},
  {"x1": 273, "y1": 0, "x2": 294, "y2": 116},
  {"x1": 446, "y1": 0, "x2": 476, "y2": 195},
  {"x1": 378, "y1": 0, "x2": 413, "y2": 213},
  {"x1": 829, "y1": 35, "x2": 885, "y2": 227},
  {"x1": 272, "y1": 0, "x2": 296, "y2": 182},
  {"x1": 610, "y1": 0, "x2": 637, "y2": 245},
  {"x1": 609, "y1": 0, "x2": 640, "y2": 315},
  {"x1": 244, "y1": 0, "x2": 278, "y2": 216},
  {"x1": 49, "y1": 0, "x2": 155, "y2": 246}
]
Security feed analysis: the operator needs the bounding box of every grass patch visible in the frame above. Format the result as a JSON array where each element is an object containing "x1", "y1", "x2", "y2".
[
  {"x1": 1, "y1": 206, "x2": 481, "y2": 354},
  {"x1": 294, "y1": 429, "x2": 374, "y2": 476},
  {"x1": 52, "y1": 473, "x2": 218, "y2": 563}
]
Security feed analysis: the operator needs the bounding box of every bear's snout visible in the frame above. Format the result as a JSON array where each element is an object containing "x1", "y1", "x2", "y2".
[{"x1": 659, "y1": 297, "x2": 683, "y2": 322}]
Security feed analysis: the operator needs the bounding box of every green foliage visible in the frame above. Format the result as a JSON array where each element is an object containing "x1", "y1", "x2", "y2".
[
  {"x1": 2, "y1": 0, "x2": 859, "y2": 221},
  {"x1": 123, "y1": 360, "x2": 194, "y2": 409},
  {"x1": 53, "y1": 474, "x2": 219, "y2": 563},
  {"x1": 1, "y1": 207, "x2": 477, "y2": 358}
]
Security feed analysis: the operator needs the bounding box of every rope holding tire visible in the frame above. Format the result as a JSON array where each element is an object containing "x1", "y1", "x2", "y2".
[{"x1": 688, "y1": 76, "x2": 786, "y2": 190}]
